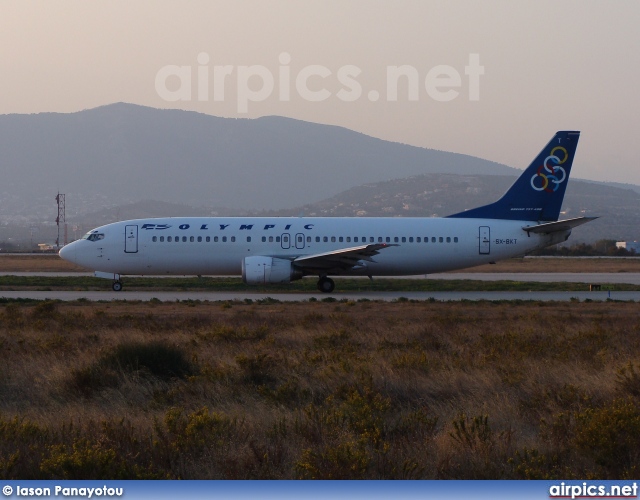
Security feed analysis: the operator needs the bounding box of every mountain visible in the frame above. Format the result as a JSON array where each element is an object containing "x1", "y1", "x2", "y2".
[
  {"x1": 1, "y1": 103, "x2": 637, "y2": 246},
  {"x1": 0, "y1": 103, "x2": 517, "y2": 215}
]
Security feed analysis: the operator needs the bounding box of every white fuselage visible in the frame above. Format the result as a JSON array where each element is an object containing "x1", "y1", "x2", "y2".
[{"x1": 60, "y1": 216, "x2": 567, "y2": 277}]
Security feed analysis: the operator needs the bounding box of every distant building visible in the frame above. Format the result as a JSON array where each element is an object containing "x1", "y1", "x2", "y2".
[{"x1": 616, "y1": 241, "x2": 640, "y2": 253}]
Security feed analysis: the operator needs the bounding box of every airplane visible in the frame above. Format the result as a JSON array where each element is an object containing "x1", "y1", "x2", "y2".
[{"x1": 59, "y1": 131, "x2": 596, "y2": 292}]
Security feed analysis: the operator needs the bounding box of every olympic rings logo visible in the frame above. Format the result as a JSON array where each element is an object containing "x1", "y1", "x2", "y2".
[{"x1": 530, "y1": 146, "x2": 568, "y2": 192}]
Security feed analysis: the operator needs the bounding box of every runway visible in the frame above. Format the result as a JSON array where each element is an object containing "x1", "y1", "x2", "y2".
[
  {"x1": 3, "y1": 271, "x2": 640, "y2": 284},
  {"x1": 0, "y1": 289, "x2": 636, "y2": 302}
]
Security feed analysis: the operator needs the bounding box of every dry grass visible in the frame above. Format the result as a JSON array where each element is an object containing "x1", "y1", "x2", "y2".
[
  {"x1": 1, "y1": 299, "x2": 640, "y2": 479},
  {"x1": 0, "y1": 254, "x2": 87, "y2": 272},
  {"x1": 452, "y1": 257, "x2": 640, "y2": 273}
]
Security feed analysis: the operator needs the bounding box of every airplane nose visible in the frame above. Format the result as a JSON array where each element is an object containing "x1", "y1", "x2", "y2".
[{"x1": 58, "y1": 242, "x2": 75, "y2": 263}]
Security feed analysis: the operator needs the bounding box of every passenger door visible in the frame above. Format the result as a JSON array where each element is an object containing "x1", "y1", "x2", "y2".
[{"x1": 125, "y1": 225, "x2": 138, "y2": 253}]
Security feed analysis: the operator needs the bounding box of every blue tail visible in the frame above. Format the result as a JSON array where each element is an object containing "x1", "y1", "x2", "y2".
[{"x1": 447, "y1": 131, "x2": 580, "y2": 222}]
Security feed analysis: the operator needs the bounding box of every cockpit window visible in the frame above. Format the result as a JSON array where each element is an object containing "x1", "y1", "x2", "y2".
[{"x1": 81, "y1": 232, "x2": 105, "y2": 242}]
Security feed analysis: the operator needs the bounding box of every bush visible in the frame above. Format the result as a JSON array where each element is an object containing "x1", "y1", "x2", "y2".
[
  {"x1": 574, "y1": 399, "x2": 640, "y2": 477},
  {"x1": 66, "y1": 341, "x2": 195, "y2": 397}
]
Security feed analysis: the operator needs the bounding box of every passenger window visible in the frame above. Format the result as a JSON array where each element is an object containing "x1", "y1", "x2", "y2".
[
  {"x1": 323, "y1": 236, "x2": 328, "y2": 242},
  {"x1": 168, "y1": 236, "x2": 172, "y2": 242},
  {"x1": 316, "y1": 237, "x2": 320, "y2": 242},
  {"x1": 454, "y1": 237, "x2": 459, "y2": 243},
  {"x1": 386, "y1": 237, "x2": 391, "y2": 243},
  {"x1": 307, "y1": 236, "x2": 311, "y2": 243},
  {"x1": 214, "y1": 236, "x2": 218, "y2": 242},
  {"x1": 160, "y1": 236, "x2": 165, "y2": 242},
  {"x1": 247, "y1": 237, "x2": 251, "y2": 242},
  {"x1": 446, "y1": 237, "x2": 451, "y2": 243},
  {"x1": 231, "y1": 236, "x2": 236, "y2": 242},
  {"x1": 262, "y1": 236, "x2": 266, "y2": 242},
  {"x1": 408, "y1": 237, "x2": 413, "y2": 243},
  {"x1": 182, "y1": 236, "x2": 187, "y2": 242},
  {"x1": 416, "y1": 237, "x2": 420, "y2": 242},
  {"x1": 190, "y1": 236, "x2": 194, "y2": 242},
  {"x1": 394, "y1": 237, "x2": 399, "y2": 243},
  {"x1": 176, "y1": 237, "x2": 180, "y2": 243},
  {"x1": 432, "y1": 237, "x2": 436, "y2": 243},
  {"x1": 354, "y1": 237, "x2": 358, "y2": 243},
  {"x1": 378, "y1": 237, "x2": 383, "y2": 242},
  {"x1": 346, "y1": 237, "x2": 351, "y2": 243},
  {"x1": 331, "y1": 237, "x2": 336, "y2": 242},
  {"x1": 276, "y1": 236, "x2": 281, "y2": 242},
  {"x1": 197, "y1": 236, "x2": 202, "y2": 242},
  {"x1": 370, "y1": 237, "x2": 374, "y2": 243},
  {"x1": 152, "y1": 236, "x2": 157, "y2": 242},
  {"x1": 206, "y1": 236, "x2": 210, "y2": 242},
  {"x1": 439, "y1": 237, "x2": 443, "y2": 243},
  {"x1": 269, "y1": 236, "x2": 274, "y2": 242},
  {"x1": 222, "y1": 236, "x2": 227, "y2": 242}
]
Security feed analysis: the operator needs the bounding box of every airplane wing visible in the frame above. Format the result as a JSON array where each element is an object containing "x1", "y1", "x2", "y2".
[
  {"x1": 522, "y1": 216, "x2": 598, "y2": 234},
  {"x1": 293, "y1": 243, "x2": 398, "y2": 273}
]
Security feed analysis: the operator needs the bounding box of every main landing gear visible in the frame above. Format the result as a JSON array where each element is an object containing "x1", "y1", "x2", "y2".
[
  {"x1": 317, "y1": 276, "x2": 335, "y2": 293},
  {"x1": 112, "y1": 281, "x2": 123, "y2": 292}
]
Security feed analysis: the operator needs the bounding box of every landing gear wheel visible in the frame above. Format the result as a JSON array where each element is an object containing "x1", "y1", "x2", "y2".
[
  {"x1": 112, "y1": 281, "x2": 123, "y2": 292},
  {"x1": 317, "y1": 277, "x2": 335, "y2": 293}
]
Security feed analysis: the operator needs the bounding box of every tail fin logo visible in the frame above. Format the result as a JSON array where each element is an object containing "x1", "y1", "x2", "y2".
[{"x1": 530, "y1": 146, "x2": 569, "y2": 192}]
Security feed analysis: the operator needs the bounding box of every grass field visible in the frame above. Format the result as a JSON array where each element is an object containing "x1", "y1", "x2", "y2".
[{"x1": 1, "y1": 299, "x2": 640, "y2": 479}]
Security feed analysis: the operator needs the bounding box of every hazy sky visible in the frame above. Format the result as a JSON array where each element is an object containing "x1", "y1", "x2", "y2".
[{"x1": 1, "y1": 1, "x2": 639, "y2": 184}]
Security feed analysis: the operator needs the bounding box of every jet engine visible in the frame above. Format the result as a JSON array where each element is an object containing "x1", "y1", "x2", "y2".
[{"x1": 242, "y1": 256, "x2": 303, "y2": 284}]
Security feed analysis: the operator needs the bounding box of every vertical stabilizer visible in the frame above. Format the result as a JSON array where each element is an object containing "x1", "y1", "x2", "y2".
[{"x1": 447, "y1": 131, "x2": 580, "y2": 221}]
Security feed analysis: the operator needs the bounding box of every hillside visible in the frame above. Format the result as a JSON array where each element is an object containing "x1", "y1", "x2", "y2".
[
  {"x1": 261, "y1": 174, "x2": 639, "y2": 243},
  {"x1": 69, "y1": 173, "x2": 638, "y2": 244}
]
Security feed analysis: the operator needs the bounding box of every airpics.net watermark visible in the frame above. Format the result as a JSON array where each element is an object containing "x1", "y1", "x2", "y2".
[{"x1": 155, "y1": 52, "x2": 484, "y2": 113}]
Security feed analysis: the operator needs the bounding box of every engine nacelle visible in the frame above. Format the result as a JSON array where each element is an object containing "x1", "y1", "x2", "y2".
[{"x1": 242, "y1": 256, "x2": 302, "y2": 284}]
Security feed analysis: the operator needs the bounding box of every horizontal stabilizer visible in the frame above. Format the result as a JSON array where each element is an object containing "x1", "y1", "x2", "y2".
[{"x1": 522, "y1": 216, "x2": 598, "y2": 234}]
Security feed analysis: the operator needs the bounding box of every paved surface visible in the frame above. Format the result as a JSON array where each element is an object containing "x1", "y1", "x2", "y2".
[
  {"x1": 2, "y1": 272, "x2": 640, "y2": 284},
  {"x1": 0, "y1": 289, "x2": 634, "y2": 302}
]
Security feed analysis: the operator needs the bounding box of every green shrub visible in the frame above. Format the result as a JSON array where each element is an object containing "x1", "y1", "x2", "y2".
[{"x1": 574, "y1": 399, "x2": 640, "y2": 477}]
